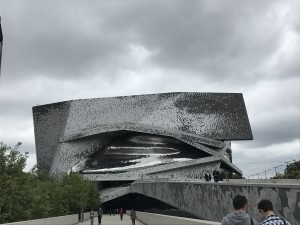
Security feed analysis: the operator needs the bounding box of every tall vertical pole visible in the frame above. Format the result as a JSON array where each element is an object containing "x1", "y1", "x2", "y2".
[
  {"x1": 0, "y1": 16, "x2": 3, "y2": 78},
  {"x1": 274, "y1": 167, "x2": 278, "y2": 176}
]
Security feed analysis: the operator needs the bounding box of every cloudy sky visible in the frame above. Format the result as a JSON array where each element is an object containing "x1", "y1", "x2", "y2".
[{"x1": 0, "y1": 0, "x2": 299, "y2": 178}]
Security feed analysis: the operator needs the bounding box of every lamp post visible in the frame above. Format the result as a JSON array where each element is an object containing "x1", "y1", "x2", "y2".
[
  {"x1": 263, "y1": 169, "x2": 271, "y2": 179},
  {"x1": 0, "y1": 16, "x2": 3, "y2": 77},
  {"x1": 273, "y1": 165, "x2": 284, "y2": 177}
]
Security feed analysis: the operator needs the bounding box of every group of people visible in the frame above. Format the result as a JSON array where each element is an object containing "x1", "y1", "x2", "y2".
[
  {"x1": 204, "y1": 170, "x2": 220, "y2": 182},
  {"x1": 222, "y1": 195, "x2": 291, "y2": 225},
  {"x1": 89, "y1": 207, "x2": 103, "y2": 225},
  {"x1": 89, "y1": 207, "x2": 137, "y2": 225},
  {"x1": 116, "y1": 208, "x2": 137, "y2": 224}
]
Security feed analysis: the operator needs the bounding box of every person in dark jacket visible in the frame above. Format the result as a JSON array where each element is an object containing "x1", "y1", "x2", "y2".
[
  {"x1": 222, "y1": 195, "x2": 258, "y2": 225},
  {"x1": 213, "y1": 170, "x2": 220, "y2": 182},
  {"x1": 130, "y1": 208, "x2": 137, "y2": 225},
  {"x1": 204, "y1": 171, "x2": 211, "y2": 181},
  {"x1": 97, "y1": 207, "x2": 103, "y2": 225}
]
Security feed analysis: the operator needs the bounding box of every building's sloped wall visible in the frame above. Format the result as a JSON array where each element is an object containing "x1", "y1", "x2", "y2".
[
  {"x1": 50, "y1": 137, "x2": 110, "y2": 174},
  {"x1": 149, "y1": 162, "x2": 221, "y2": 179},
  {"x1": 130, "y1": 181, "x2": 300, "y2": 225},
  {"x1": 32, "y1": 101, "x2": 71, "y2": 171},
  {"x1": 101, "y1": 186, "x2": 131, "y2": 203}
]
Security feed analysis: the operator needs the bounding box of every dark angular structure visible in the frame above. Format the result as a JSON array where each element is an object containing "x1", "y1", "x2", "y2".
[{"x1": 32, "y1": 92, "x2": 252, "y2": 181}]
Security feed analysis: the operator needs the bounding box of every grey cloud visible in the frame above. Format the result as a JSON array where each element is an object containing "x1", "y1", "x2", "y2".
[
  {"x1": 4, "y1": 0, "x2": 295, "y2": 85},
  {"x1": 250, "y1": 116, "x2": 299, "y2": 148},
  {"x1": 0, "y1": 0, "x2": 299, "y2": 175},
  {"x1": 3, "y1": 1, "x2": 128, "y2": 81},
  {"x1": 100, "y1": 1, "x2": 285, "y2": 82}
]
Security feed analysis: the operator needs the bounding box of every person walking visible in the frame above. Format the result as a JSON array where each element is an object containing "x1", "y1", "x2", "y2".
[
  {"x1": 130, "y1": 208, "x2": 137, "y2": 225},
  {"x1": 97, "y1": 207, "x2": 103, "y2": 225},
  {"x1": 90, "y1": 209, "x2": 95, "y2": 225},
  {"x1": 213, "y1": 169, "x2": 220, "y2": 182},
  {"x1": 258, "y1": 199, "x2": 291, "y2": 225},
  {"x1": 119, "y1": 207, "x2": 124, "y2": 221},
  {"x1": 221, "y1": 195, "x2": 258, "y2": 225},
  {"x1": 204, "y1": 171, "x2": 211, "y2": 181}
]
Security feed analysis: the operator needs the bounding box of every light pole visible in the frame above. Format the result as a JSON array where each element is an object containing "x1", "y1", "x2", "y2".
[
  {"x1": 0, "y1": 16, "x2": 3, "y2": 78},
  {"x1": 0, "y1": 16, "x2": 3, "y2": 76},
  {"x1": 273, "y1": 165, "x2": 284, "y2": 177},
  {"x1": 263, "y1": 169, "x2": 271, "y2": 179}
]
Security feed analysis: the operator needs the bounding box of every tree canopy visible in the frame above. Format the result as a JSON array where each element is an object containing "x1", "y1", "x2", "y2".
[
  {"x1": 0, "y1": 142, "x2": 101, "y2": 224},
  {"x1": 273, "y1": 160, "x2": 300, "y2": 179}
]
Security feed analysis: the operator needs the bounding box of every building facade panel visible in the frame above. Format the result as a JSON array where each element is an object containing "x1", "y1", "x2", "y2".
[{"x1": 33, "y1": 92, "x2": 252, "y2": 177}]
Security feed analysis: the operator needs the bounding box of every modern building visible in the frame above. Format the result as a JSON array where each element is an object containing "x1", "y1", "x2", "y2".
[{"x1": 33, "y1": 92, "x2": 253, "y2": 187}]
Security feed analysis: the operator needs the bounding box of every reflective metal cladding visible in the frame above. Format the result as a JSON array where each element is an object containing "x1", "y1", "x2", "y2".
[{"x1": 32, "y1": 92, "x2": 253, "y2": 179}]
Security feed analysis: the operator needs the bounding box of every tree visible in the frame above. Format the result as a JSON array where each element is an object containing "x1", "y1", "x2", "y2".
[
  {"x1": 88, "y1": 181, "x2": 100, "y2": 210},
  {"x1": 0, "y1": 143, "x2": 101, "y2": 223},
  {"x1": 273, "y1": 160, "x2": 300, "y2": 179},
  {"x1": 0, "y1": 142, "x2": 28, "y2": 223},
  {"x1": 62, "y1": 172, "x2": 101, "y2": 213},
  {"x1": 285, "y1": 160, "x2": 300, "y2": 174}
]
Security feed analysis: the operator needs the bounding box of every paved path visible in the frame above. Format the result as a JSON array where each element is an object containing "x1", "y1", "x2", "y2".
[{"x1": 77, "y1": 214, "x2": 145, "y2": 225}]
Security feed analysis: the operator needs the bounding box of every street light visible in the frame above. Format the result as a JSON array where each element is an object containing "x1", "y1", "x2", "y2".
[
  {"x1": 263, "y1": 169, "x2": 271, "y2": 179},
  {"x1": 0, "y1": 16, "x2": 3, "y2": 78},
  {"x1": 273, "y1": 165, "x2": 284, "y2": 176}
]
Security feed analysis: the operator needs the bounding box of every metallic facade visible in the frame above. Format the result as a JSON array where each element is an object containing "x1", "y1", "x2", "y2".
[{"x1": 32, "y1": 92, "x2": 252, "y2": 179}]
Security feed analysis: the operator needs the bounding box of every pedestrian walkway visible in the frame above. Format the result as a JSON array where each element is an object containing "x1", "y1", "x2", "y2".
[{"x1": 77, "y1": 214, "x2": 145, "y2": 225}]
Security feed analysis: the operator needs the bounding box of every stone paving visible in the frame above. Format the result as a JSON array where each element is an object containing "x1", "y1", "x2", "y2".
[{"x1": 77, "y1": 214, "x2": 145, "y2": 225}]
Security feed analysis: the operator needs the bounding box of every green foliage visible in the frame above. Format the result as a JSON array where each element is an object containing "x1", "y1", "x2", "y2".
[
  {"x1": 61, "y1": 172, "x2": 100, "y2": 213},
  {"x1": 0, "y1": 142, "x2": 28, "y2": 223},
  {"x1": 285, "y1": 160, "x2": 300, "y2": 174},
  {"x1": 274, "y1": 160, "x2": 300, "y2": 179},
  {"x1": 0, "y1": 143, "x2": 101, "y2": 224}
]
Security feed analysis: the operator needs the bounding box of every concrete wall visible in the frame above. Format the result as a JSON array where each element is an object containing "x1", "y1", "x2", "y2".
[
  {"x1": 135, "y1": 211, "x2": 221, "y2": 225},
  {"x1": 1, "y1": 212, "x2": 90, "y2": 225},
  {"x1": 130, "y1": 180, "x2": 300, "y2": 225},
  {"x1": 228, "y1": 179, "x2": 300, "y2": 184},
  {"x1": 101, "y1": 186, "x2": 131, "y2": 202}
]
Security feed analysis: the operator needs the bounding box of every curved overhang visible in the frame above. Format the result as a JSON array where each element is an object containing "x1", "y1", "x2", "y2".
[
  {"x1": 82, "y1": 155, "x2": 242, "y2": 181},
  {"x1": 60, "y1": 123, "x2": 225, "y2": 157}
]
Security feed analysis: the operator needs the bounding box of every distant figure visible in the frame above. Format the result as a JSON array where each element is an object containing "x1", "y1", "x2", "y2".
[
  {"x1": 204, "y1": 171, "x2": 211, "y2": 181},
  {"x1": 130, "y1": 208, "x2": 137, "y2": 225},
  {"x1": 90, "y1": 209, "x2": 95, "y2": 225},
  {"x1": 119, "y1": 208, "x2": 124, "y2": 221},
  {"x1": 213, "y1": 169, "x2": 220, "y2": 182},
  {"x1": 77, "y1": 207, "x2": 81, "y2": 222},
  {"x1": 98, "y1": 207, "x2": 103, "y2": 225},
  {"x1": 258, "y1": 199, "x2": 291, "y2": 225},
  {"x1": 221, "y1": 195, "x2": 258, "y2": 225}
]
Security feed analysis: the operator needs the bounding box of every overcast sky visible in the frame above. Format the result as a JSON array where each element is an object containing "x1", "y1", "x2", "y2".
[{"x1": 0, "y1": 0, "x2": 299, "y2": 178}]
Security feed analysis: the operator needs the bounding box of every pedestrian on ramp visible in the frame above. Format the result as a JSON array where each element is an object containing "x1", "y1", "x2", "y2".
[
  {"x1": 90, "y1": 209, "x2": 94, "y2": 225},
  {"x1": 130, "y1": 208, "x2": 137, "y2": 225},
  {"x1": 98, "y1": 207, "x2": 103, "y2": 225}
]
